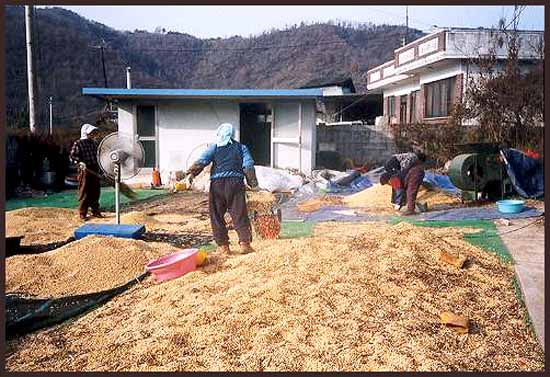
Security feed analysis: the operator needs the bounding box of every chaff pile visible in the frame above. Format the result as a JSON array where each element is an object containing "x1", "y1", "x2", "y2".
[
  {"x1": 6, "y1": 222, "x2": 543, "y2": 371},
  {"x1": 99, "y1": 211, "x2": 211, "y2": 234},
  {"x1": 6, "y1": 235, "x2": 177, "y2": 298},
  {"x1": 6, "y1": 207, "x2": 82, "y2": 246},
  {"x1": 343, "y1": 184, "x2": 461, "y2": 212},
  {"x1": 246, "y1": 191, "x2": 277, "y2": 214}
]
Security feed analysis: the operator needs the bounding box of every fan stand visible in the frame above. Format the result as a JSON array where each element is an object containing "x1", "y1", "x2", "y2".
[
  {"x1": 73, "y1": 132, "x2": 146, "y2": 241},
  {"x1": 114, "y1": 162, "x2": 121, "y2": 225}
]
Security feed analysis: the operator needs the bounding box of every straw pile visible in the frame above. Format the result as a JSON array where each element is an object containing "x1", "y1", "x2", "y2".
[
  {"x1": 342, "y1": 184, "x2": 394, "y2": 213},
  {"x1": 246, "y1": 191, "x2": 277, "y2": 213},
  {"x1": 343, "y1": 184, "x2": 461, "y2": 212},
  {"x1": 97, "y1": 211, "x2": 211, "y2": 234},
  {"x1": 5, "y1": 235, "x2": 177, "y2": 298},
  {"x1": 297, "y1": 196, "x2": 343, "y2": 213},
  {"x1": 6, "y1": 207, "x2": 82, "y2": 246},
  {"x1": 6, "y1": 222, "x2": 543, "y2": 371}
]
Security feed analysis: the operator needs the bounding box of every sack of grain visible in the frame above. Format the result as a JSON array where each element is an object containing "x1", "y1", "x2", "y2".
[{"x1": 252, "y1": 214, "x2": 281, "y2": 239}]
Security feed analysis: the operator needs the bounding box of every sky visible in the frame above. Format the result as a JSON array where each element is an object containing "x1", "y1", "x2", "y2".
[{"x1": 43, "y1": 5, "x2": 544, "y2": 39}]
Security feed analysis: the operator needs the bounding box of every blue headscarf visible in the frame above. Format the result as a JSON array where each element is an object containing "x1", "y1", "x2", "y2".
[{"x1": 216, "y1": 123, "x2": 235, "y2": 147}]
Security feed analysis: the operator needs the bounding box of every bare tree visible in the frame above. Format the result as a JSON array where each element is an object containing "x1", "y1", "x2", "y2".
[{"x1": 453, "y1": 9, "x2": 544, "y2": 152}]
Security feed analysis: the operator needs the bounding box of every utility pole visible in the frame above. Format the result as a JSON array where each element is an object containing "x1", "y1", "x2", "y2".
[
  {"x1": 405, "y1": 6, "x2": 409, "y2": 45},
  {"x1": 25, "y1": 5, "x2": 37, "y2": 134},
  {"x1": 100, "y1": 47, "x2": 108, "y2": 87},
  {"x1": 48, "y1": 96, "x2": 53, "y2": 135},
  {"x1": 90, "y1": 40, "x2": 109, "y2": 87},
  {"x1": 126, "y1": 66, "x2": 132, "y2": 89}
]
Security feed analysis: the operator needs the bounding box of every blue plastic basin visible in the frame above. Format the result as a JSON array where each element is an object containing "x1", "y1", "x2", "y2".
[{"x1": 496, "y1": 199, "x2": 525, "y2": 214}]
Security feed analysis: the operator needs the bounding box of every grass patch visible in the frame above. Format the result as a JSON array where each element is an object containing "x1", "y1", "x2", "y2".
[
  {"x1": 198, "y1": 242, "x2": 217, "y2": 253},
  {"x1": 512, "y1": 275, "x2": 538, "y2": 336}
]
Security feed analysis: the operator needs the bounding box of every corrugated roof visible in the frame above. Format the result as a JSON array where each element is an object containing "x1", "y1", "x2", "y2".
[{"x1": 82, "y1": 88, "x2": 323, "y2": 99}]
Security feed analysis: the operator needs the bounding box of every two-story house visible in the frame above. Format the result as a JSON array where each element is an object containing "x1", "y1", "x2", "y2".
[{"x1": 366, "y1": 27, "x2": 543, "y2": 126}]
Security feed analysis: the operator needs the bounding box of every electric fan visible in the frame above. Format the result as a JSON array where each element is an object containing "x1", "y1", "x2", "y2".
[{"x1": 97, "y1": 132, "x2": 145, "y2": 224}]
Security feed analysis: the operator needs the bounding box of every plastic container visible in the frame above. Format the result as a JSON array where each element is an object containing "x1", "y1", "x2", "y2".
[
  {"x1": 496, "y1": 199, "x2": 525, "y2": 214},
  {"x1": 146, "y1": 248, "x2": 198, "y2": 283},
  {"x1": 152, "y1": 168, "x2": 162, "y2": 187}
]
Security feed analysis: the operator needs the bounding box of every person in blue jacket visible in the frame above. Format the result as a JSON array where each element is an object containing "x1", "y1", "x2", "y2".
[{"x1": 186, "y1": 123, "x2": 258, "y2": 255}]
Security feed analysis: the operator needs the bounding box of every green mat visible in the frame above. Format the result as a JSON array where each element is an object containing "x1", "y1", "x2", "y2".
[
  {"x1": 280, "y1": 221, "x2": 315, "y2": 239},
  {"x1": 6, "y1": 188, "x2": 168, "y2": 212},
  {"x1": 387, "y1": 217, "x2": 513, "y2": 264}
]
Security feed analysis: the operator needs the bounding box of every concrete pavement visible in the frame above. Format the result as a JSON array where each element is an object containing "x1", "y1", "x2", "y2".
[{"x1": 496, "y1": 217, "x2": 545, "y2": 350}]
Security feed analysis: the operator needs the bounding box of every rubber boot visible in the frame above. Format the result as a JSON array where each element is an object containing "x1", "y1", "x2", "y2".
[
  {"x1": 217, "y1": 244, "x2": 231, "y2": 254},
  {"x1": 235, "y1": 242, "x2": 255, "y2": 255}
]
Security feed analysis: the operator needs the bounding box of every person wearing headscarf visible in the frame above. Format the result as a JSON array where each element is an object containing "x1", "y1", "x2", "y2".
[
  {"x1": 70, "y1": 123, "x2": 102, "y2": 220},
  {"x1": 380, "y1": 151, "x2": 427, "y2": 212},
  {"x1": 186, "y1": 123, "x2": 258, "y2": 254}
]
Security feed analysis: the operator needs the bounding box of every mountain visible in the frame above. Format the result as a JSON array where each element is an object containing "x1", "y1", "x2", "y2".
[{"x1": 5, "y1": 5, "x2": 424, "y2": 130}]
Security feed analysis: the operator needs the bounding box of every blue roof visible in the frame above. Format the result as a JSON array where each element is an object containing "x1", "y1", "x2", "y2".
[{"x1": 82, "y1": 87, "x2": 323, "y2": 99}]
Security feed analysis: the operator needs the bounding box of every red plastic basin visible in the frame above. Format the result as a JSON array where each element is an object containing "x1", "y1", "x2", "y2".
[{"x1": 146, "y1": 248, "x2": 198, "y2": 283}]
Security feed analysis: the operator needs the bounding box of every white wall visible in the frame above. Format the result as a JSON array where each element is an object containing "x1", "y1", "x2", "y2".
[
  {"x1": 117, "y1": 103, "x2": 135, "y2": 138},
  {"x1": 382, "y1": 61, "x2": 463, "y2": 99},
  {"x1": 446, "y1": 30, "x2": 543, "y2": 59},
  {"x1": 418, "y1": 60, "x2": 462, "y2": 85},
  {"x1": 157, "y1": 101, "x2": 239, "y2": 173},
  {"x1": 117, "y1": 99, "x2": 317, "y2": 181},
  {"x1": 384, "y1": 81, "x2": 421, "y2": 98},
  {"x1": 272, "y1": 101, "x2": 315, "y2": 173}
]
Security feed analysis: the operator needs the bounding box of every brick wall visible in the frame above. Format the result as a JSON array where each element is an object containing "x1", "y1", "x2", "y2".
[
  {"x1": 454, "y1": 73, "x2": 464, "y2": 103},
  {"x1": 316, "y1": 123, "x2": 398, "y2": 167}
]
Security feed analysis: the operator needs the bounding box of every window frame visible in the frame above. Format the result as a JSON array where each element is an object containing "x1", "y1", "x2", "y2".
[
  {"x1": 388, "y1": 96, "x2": 395, "y2": 117},
  {"x1": 424, "y1": 77, "x2": 456, "y2": 118},
  {"x1": 410, "y1": 90, "x2": 419, "y2": 123},
  {"x1": 135, "y1": 104, "x2": 158, "y2": 169}
]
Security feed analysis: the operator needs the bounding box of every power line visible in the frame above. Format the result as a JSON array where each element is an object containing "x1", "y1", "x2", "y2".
[{"x1": 90, "y1": 39, "x2": 352, "y2": 53}]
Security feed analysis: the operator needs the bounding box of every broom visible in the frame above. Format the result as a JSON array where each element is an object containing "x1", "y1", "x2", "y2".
[{"x1": 83, "y1": 167, "x2": 138, "y2": 200}]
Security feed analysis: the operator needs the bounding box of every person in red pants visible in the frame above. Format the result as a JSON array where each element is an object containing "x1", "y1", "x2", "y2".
[
  {"x1": 70, "y1": 124, "x2": 103, "y2": 220},
  {"x1": 402, "y1": 161, "x2": 426, "y2": 216}
]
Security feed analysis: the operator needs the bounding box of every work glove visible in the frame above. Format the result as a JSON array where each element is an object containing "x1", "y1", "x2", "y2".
[
  {"x1": 186, "y1": 162, "x2": 205, "y2": 178},
  {"x1": 184, "y1": 174, "x2": 193, "y2": 186},
  {"x1": 244, "y1": 167, "x2": 259, "y2": 189}
]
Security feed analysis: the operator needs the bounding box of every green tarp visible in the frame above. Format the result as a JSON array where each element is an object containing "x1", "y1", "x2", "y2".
[{"x1": 6, "y1": 188, "x2": 168, "y2": 212}]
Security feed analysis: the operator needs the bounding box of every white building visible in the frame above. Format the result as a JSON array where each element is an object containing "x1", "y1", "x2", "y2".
[
  {"x1": 366, "y1": 27, "x2": 543, "y2": 126},
  {"x1": 82, "y1": 88, "x2": 323, "y2": 181}
]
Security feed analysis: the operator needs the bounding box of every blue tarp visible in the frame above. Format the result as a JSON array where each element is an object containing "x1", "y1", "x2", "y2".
[
  {"x1": 417, "y1": 206, "x2": 542, "y2": 221},
  {"x1": 423, "y1": 171, "x2": 460, "y2": 195},
  {"x1": 502, "y1": 148, "x2": 544, "y2": 199},
  {"x1": 322, "y1": 175, "x2": 373, "y2": 195}
]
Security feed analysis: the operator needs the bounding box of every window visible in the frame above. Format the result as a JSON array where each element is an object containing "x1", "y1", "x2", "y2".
[
  {"x1": 399, "y1": 95, "x2": 407, "y2": 124},
  {"x1": 136, "y1": 105, "x2": 156, "y2": 168},
  {"x1": 410, "y1": 90, "x2": 419, "y2": 123},
  {"x1": 424, "y1": 77, "x2": 456, "y2": 118},
  {"x1": 388, "y1": 96, "x2": 395, "y2": 116}
]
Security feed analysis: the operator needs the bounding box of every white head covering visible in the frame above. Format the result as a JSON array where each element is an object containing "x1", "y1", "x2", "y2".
[
  {"x1": 80, "y1": 123, "x2": 98, "y2": 140},
  {"x1": 216, "y1": 123, "x2": 235, "y2": 147}
]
